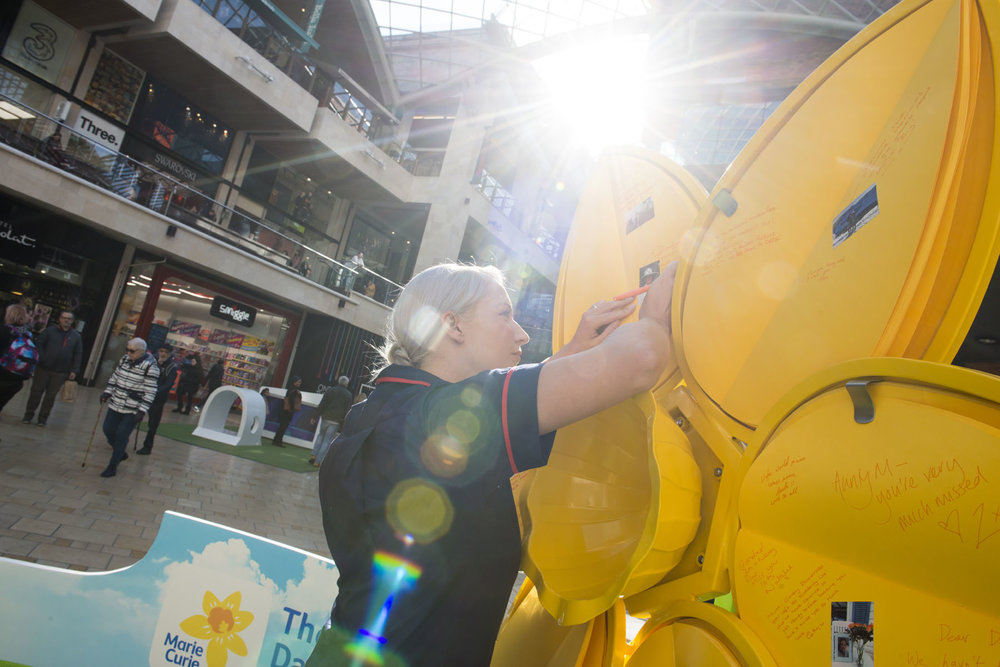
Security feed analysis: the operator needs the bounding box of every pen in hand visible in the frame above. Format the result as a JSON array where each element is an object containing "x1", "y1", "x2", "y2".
[{"x1": 613, "y1": 285, "x2": 650, "y2": 301}]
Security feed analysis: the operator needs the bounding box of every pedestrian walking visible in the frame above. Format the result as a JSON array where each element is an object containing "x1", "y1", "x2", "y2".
[
  {"x1": 22, "y1": 310, "x2": 81, "y2": 426},
  {"x1": 0, "y1": 304, "x2": 36, "y2": 414},
  {"x1": 137, "y1": 343, "x2": 177, "y2": 455},
  {"x1": 271, "y1": 376, "x2": 302, "y2": 448},
  {"x1": 173, "y1": 353, "x2": 202, "y2": 414},
  {"x1": 309, "y1": 375, "x2": 352, "y2": 467},
  {"x1": 98, "y1": 338, "x2": 158, "y2": 478}
]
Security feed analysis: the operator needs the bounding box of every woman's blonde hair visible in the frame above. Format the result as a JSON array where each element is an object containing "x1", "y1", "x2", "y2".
[
  {"x1": 377, "y1": 263, "x2": 505, "y2": 372},
  {"x1": 5, "y1": 303, "x2": 28, "y2": 326}
]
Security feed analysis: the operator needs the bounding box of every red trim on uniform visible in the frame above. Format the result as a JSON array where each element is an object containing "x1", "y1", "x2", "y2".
[
  {"x1": 501, "y1": 368, "x2": 517, "y2": 475},
  {"x1": 376, "y1": 377, "x2": 431, "y2": 387}
]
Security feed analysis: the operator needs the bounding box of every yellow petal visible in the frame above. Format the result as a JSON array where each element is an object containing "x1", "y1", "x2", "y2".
[
  {"x1": 179, "y1": 615, "x2": 215, "y2": 640},
  {"x1": 232, "y1": 610, "x2": 254, "y2": 632},
  {"x1": 207, "y1": 637, "x2": 229, "y2": 667},
  {"x1": 203, "y1": 591, "x2": 222, "y2": 615},
  {"x1": 221, "y1": 591, "x2": 242, "y2": 612},
  {"x1": 228, "y1": 633, "x2": 248, "y2": 657}
]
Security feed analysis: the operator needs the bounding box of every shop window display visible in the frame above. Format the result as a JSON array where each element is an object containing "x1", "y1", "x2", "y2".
[
  {"x1": 101, "y1": 268, "x2": 291, "y2": 391},
  {"x1": 130, "y1": 78, "x2": 233, "y2": 177},
  {"x1": 84, "y1": 50, "x2": 144, "y2": 125}
]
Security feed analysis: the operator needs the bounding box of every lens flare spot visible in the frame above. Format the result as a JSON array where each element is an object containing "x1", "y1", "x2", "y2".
[
  {"x1": 679, "y1": 228, "x2": 713, "y2": 265},
  {"x1": 460, "y1": 385, "x2": 483, "y2": 407},
  {"x1": 447, "y1": 410, "x2": 480, "y2": 443},
  {"x1": 421, "y1": 433, "x2": 470, "y2": 477},
  {"x1": 373, "y1": 550, "x2": 422, "y2": 583},
  {"x1": 757, "y1": 261, "x2": 798, "y2": 301},
  {"x1": 386, "y1": 478, "x2": 453, "y2": 544},
  {"x1": 407, "y1": 305, "x2": 444, "y2": 349}
]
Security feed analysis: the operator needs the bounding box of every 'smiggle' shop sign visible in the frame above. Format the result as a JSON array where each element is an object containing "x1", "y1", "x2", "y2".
[{"x1": 210, "y1": 296, "x2": 256, "y2": 328}]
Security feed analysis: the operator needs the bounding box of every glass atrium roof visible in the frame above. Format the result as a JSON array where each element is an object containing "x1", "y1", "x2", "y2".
[
  {"x1": 368, "y1": 0, "x2": 649, "y2": 93},
  {"x1": 369, "y1": 0, "x2": 648, "y2": 46},
  {"x1": 366, "y1": 0, "x2": 899, "y2": 94}
]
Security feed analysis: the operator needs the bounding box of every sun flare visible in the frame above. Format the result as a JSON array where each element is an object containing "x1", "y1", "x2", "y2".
[{"x1": 535, "y1": 35, "x2": 649, "y2": 155}]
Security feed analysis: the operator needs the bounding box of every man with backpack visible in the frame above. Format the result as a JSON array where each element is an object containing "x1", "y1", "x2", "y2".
[
  {"x1": 0, "y1": 303, "x2": 37, "y2": 414},
  {"x1": 22, "y1": 310, "x2": 81, "y2": 427},
  {"x1": 99, "y1": 337, "x2": 158, "y2": 478}
]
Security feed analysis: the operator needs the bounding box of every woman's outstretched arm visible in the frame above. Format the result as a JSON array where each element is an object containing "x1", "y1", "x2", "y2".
[{"x1": 536, "y1": 262, "x2": 677, "y2": 434}]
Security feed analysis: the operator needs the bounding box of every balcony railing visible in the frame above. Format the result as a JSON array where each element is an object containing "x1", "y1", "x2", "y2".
[
  {"x1": 0, "y1": 93, "x2": 403, "y2": 306},
  {"x1": 193, "y1": 0, "x2": 393, "y2": 143},
  {"x1": 191, "y1": 1, "x2": 448, "y2": 177},
  {"x1": 477, "y1": 169, "x2": 516, "y2": 217}
]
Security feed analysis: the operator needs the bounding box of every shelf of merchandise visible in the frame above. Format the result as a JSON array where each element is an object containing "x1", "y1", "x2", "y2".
[{"x1": 224, "y1": 350, "x2": 271, "y2": 389}]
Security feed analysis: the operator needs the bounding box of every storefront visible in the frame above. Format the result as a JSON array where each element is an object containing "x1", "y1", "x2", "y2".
[
  {"x1": 99, "y1": 262, "x2": 300, "y2": 391},
  {"x1": 287, "y1": 311, "x2": 383, "y2": 395},
  {"x1": 113, "y1": 74, "x2": 235, "y2": 219},
  {"x1": 0, "y1": 193, "x2": 123, "y2": 374}
]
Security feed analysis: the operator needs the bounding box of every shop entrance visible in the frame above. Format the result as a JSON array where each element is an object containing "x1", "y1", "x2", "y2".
[{"x1": 98, "y1": 263, "x2": 299, "y2": 396}]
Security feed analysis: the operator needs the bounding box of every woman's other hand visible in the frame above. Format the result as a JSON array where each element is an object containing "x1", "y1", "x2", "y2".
[{"x1": 552, "y1": 298, "x2": 636, "y2": 360}]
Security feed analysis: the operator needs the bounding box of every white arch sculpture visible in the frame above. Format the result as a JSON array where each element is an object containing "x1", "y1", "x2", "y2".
[{"x1": 191, "y1": 386, "x2": 267, "y2": 447}]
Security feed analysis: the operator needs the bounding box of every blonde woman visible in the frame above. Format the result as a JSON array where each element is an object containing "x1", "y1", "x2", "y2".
[{"x1": 310, "y1": 262, "x2": 676, "y2": 666}]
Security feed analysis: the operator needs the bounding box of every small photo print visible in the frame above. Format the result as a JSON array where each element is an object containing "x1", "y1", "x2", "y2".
[
  {"x1": 832, "y1": 183, "x2": 879, "y2": 248},
  {"x1": 831, "y1": 601, "x2": 874, "y2": 665},
  {"x1": 833, "y1": 633, "x2": 852, "y2": 662},
  {"x1": 625, "y1": 196, "x2": 655, "y2": 233},
  {"x1": 638, "y1": 260, "x2": 661, "y2": 289}
]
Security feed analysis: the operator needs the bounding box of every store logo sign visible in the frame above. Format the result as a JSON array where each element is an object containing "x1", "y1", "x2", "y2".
[
  {"x1": 153, "y1": 152, "x2": 198, "y2": 182},
  {"x1": 1, "y1": 1, "x2": 76, "y2": 85},
  {"x1": 0, "y1": 219, "x2": 41, "y2": 266},
  {"x1": 70, "y1": 107, "x2": 125, "y2": 151},
  {"x1": 210, "y1": 296, "x2": 256, "y2": 328}
]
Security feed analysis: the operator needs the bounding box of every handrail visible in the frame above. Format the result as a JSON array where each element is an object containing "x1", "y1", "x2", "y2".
[
  {"x1": 191, "y1": 2, "x2": 443, "y2": 176},
  {"x1": 193, "y1": 0, "x2": 396, "y2": 142},
  {"x1": 0, "y1": 93, "x2": 403, "y2": 306},
  {"x1": 478, "y1": 168, "x2": 516, "y2": 216}
]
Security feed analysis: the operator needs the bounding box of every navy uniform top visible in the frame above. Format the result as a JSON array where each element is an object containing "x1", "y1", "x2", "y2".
[{"x1": 318, "y1": 363, "x2": 554, "y2": 666}]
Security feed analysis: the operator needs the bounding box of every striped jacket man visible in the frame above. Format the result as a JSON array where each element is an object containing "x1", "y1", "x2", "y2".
[{"x1": 103, "y1": 352, "x2": 159, "y2": 414}]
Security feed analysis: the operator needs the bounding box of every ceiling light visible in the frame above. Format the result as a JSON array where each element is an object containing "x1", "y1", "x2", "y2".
[
  {"x1": 977, "y1": 336, "x2": 998, "y2": 345},
  {"x1": 0, "y1": 101, "x2": 35, "y2": 120}
]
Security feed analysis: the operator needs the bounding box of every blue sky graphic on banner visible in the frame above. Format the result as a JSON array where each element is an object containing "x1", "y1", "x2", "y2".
[{"x1": 0, "y1": 512, "x2": 338, "y2": 666}]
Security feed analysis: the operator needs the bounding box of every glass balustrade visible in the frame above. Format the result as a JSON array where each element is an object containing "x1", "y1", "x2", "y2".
[
  {"x1": 0, "y1": 93, "x2": 403, "y2": 306},
  {"x1": 191, "y1": 1, "x2": 433, "y2": 175}
]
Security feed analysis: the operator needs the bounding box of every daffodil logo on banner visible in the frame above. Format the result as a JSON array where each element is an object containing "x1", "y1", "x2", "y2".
[
  {"x1": 179, "y1": 591, "x2": 254, "y2": 666},
  {"x1": 150, "y1": 566, "x2": 271, "y2": 666}
]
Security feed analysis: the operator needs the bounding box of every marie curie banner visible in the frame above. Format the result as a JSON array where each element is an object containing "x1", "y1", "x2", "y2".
[{"x1": 0, "y1": 511, "x2": 338, "y2": 666}]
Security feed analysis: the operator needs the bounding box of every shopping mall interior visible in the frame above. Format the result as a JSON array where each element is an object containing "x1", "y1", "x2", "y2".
[{"x1": 1, "y1": 0, "x2": 999, "y2": 665}]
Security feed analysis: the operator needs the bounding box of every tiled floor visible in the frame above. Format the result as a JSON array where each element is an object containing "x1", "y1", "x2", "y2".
[{"x1": 0, "y1": 383, "x2": 330, "y2": 571}]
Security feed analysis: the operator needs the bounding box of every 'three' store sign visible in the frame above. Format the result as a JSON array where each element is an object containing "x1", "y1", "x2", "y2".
[{"x1": 209, "y1": 296, "x2": 256, "y2": 328}]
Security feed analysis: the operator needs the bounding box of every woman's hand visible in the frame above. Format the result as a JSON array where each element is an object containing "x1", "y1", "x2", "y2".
[
  {"x1": 638, "y1": 261, "x2": 677, "y2": 334},
  {"x1": 536, "y1": 261, "x2": 680, "y2": 434},
  {"x1": 551, "y1": 297, "x2": 636, "y2": 360}
]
